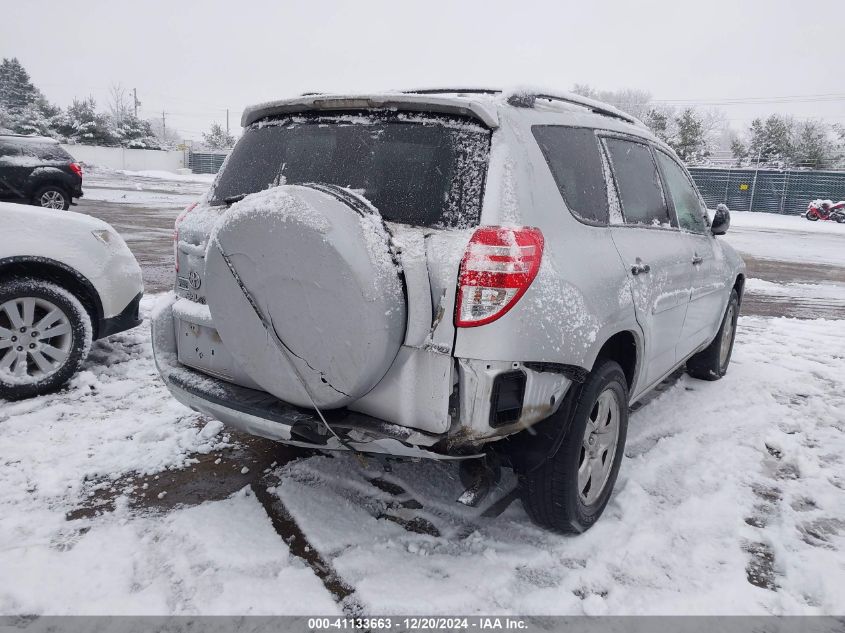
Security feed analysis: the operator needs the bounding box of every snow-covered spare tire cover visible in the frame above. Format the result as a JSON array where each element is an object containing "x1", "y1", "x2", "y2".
[{"x1": 205, "y1": 184, "x2": 406, "y2": 409}]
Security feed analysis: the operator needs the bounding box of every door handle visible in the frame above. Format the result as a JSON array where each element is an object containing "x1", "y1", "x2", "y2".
[
  {"x1": 691, "y1": 254, "x2": 703, "y2": 265},
  {"x1": 631, "y1": 262, "x2": 651, "y2": 275}
]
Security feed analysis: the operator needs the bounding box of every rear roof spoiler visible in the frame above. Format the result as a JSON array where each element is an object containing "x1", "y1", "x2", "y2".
[{"x1": 241, "y1": 93, "x2": 500, "y2": 129}]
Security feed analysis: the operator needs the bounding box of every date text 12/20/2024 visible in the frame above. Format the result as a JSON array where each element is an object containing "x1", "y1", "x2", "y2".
[{"x1": 308, "y1": 618, "x2": 529, "y2": 630}]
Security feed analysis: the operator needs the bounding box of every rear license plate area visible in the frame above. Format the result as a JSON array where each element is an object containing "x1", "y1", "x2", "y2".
[{"x1": 176, "y1": 320, "x2": 235, "y2": 382}]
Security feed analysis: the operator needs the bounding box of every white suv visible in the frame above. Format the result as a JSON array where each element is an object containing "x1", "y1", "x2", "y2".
[
  {"x1": 153, "y1": 89, "x2": 745, "y2": 532},
  {"x1": 0, "y1": 202, "x2": 144, "y2": 399}
]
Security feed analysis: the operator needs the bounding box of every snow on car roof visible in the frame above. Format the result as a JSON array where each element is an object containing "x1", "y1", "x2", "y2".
[
  {"x1": 0, "y1": 134, "x2": 60, "y2": 143},
  {"x1": 241, "y1": 87, "x2": 648, "y2": 131},
  {"x1": 241, "y1": 92, "x2": 502, "y2": 129}
]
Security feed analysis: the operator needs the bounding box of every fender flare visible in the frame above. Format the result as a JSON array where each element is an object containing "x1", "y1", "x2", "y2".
[{"x1": 0, "y1": 255, "x2": 105, "y2": 337}]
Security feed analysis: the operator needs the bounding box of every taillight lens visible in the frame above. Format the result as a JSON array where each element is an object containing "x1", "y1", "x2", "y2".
[
  {"x1": 455, "y1": 226, "x2": 544, "y2": 327},
  {"x1": 69, "y1": 162, "x2": 83, "y2": 177},
  {"x1": 174, "y1": 202, "x2": 198, "y2": 273}
]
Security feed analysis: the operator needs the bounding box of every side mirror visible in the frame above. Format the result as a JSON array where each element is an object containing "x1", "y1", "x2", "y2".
[{"x1": 711, "y1": 203, "x2": 730, "y2": 235}]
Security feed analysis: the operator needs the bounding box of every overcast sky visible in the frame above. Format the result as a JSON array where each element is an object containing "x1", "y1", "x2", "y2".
[{"x1": 3, "y1": 0, "x2": 843, "y2": 142}]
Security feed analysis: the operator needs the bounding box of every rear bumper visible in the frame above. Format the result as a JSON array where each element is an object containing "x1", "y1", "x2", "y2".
[{"x1": 151, "y1": 294, "x2": 475, "y2": 460}]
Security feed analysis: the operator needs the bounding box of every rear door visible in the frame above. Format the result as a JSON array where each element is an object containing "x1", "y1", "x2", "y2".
[
  {"x1": 602, "y1": 136, "x2": 693, "y2": 389},
  {"x1": 654, "y1": 149, "x2": 727, "y2": 358},
  {"x1": 0, "y1": 139, "x2": 29, "y2": 198}
]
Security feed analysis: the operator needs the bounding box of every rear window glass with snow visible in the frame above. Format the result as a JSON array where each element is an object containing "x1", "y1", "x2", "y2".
[
  {"x1": 0, "y1": 139, "x2": 71, "y2": 162},
  {"x1": 603, "y1": 138, "x2": 672, "y2": 227},
  {"x1": 22, "y1": 142, "x2": 73, "y2": 161},
  {"x1": 209, "y1": 113, "x2": 491, "y2": 229},
  {"x1": 532, "y1": 126, "x2": 609, "y2": 224}
]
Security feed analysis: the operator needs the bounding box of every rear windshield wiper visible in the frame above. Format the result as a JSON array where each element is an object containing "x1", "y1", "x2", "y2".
[{"x1": 223, "y1": 193, "x2": 247, "y2": 205}]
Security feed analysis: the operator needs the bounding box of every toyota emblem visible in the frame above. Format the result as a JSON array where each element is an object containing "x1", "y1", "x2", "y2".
[{"x1": 188, "y1": 271, "x2": 202, "y2": 289}]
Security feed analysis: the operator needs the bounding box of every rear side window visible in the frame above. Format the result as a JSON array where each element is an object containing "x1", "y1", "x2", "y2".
[
  {"x1": 603, "y1": 138, "x2": 672, "y2": 227},
  {"x1": 0, "y1": 139, "x2": 71, "y2": 161},
  {"x1": 532, "y1": 126, "x2": 609, "y2": 224},
  {"x1": 22, "y1": 142, "x2": 72, "y2": 161},
  {"x1": 654, "y1": 150, "x2": 708, "y2": 234},
  {"x1": 0, "y1": 141, "x2": 21, "y2": 158},
  {"x1": 209, "y1": 113, "x2": 491, "y2": 229}
]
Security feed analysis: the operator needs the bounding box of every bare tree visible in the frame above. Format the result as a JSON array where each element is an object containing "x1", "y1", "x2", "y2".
[
  {"x1": 108, "y1": 83, "x2": 132, "y2": 126},
  {"x1": 571, "y1": 84, "x2": 652, "y2": 121}
]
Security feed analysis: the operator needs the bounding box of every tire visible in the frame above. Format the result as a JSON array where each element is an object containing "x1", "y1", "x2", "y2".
[
  {"x1": 519, "y1": 359, "x2": 629, "y2": 534},
  {"x1": 686, "y1": 289, "x2": 739, "y2": 381},
  {"x1": 835, "y1": 215, "x2": 845, "y2": 224},
  {"x1": 32, "y1": 185, "x2": 70, "y2": 210},
  {"x1": 806, "y1": 212, "x2": 819, "y2": 221},
  {"x1": 0, "y1": 278, "x2": 92, "y2": 400}
]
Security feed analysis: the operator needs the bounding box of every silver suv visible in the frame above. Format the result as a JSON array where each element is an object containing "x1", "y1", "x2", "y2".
[{"x1": 152, "y1": 89, "x2": 745, "y2": 533}]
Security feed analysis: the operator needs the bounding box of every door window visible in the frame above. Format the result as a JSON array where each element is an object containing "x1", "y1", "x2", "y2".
[
  {"x1": 603, "y1": 138, "x2": 672, "y2": 227},
  {"x1": 532, "y1": 126, "x2": 609, "y2": 224},
  {"x1": 655, "y1": 151, "x2": 708, "y2": 234}
]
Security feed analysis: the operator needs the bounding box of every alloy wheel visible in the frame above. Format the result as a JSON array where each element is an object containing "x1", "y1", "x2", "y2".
[
  {"x1": 0, "y1": 297, "x2": 72, "y2": 384},
  {"x1": 39, "y1": 190, "x2": 66, "y2": 209}
]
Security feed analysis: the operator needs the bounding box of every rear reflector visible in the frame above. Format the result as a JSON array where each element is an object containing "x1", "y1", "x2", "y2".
[
  {"x1": 455, "y1": 226, "x2": 544, "y2": 327},
  {"x1": 69, "y1": 162, "x2": 83, "y2": 177}
]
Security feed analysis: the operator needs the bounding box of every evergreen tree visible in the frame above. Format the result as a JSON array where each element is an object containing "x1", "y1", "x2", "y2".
[
  {"x1": 747, "y1": 115, "x2": 794, "y2": 164},
  {"x1": 644, "y1": 107, "x2": 674, "y2": 144},
  {"x1": 730, "y1": 137, "x2": 748, "y2": 165},
  {"x1": 793, "y1": 120, "x2": 829, "y2": 169},
  {"x1": 113, "y1": 115, "x2": 161, "y2": 149},
  {"x1": 202, "y1": 122, "x2": 235, "y2": 149},
  {"x1": 671, "y1": 108, "x2": 707, "y2": 162},
  {"x1": 0, "y1": 58, "x2": 40, "y2": 114},
  {"x1": 55, "y1": 97, "x2": 118, "y2": 146},
  {"x1": 832, "y1": 124, "x2": 845, "y2": 169}
]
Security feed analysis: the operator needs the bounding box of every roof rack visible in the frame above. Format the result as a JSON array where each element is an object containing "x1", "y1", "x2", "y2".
[
  {"x1": 404, "y1": 88, "x2": 502, "y2": 96},
  {"x1": 510, "y1": 91, "x2": 643, "y2": 127},
  {"x1": 405, "y1": 88, "x2": 644, "y2": 128}
]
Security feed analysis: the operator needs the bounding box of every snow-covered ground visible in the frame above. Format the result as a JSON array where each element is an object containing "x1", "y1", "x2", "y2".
[
  {"x1": 723, "y1": 211, "x2": 845, "y2": 267},
  {"x1": 1, "y1": 173, "x2": 843, "y2": 615},
  {"x1": 0, "y1": 297, "x2": 843, "y2": 615},
  {"x1": 81, "y1": 166, "x2": 213, "y2": 208}
]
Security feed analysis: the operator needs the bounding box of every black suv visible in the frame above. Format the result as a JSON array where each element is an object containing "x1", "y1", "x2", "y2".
[{"x1": 0, "y1": 135, "x2": 83, "y2": 210}]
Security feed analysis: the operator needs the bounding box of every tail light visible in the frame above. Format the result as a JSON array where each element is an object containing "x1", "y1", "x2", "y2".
[
  {"x1": 455, "y1": 226, "x2": 544, "y2": 327},
  {"x1": 69, "y1": 162, "x2": 83, "y2": 177},
  {"x1": 174, "y1": 202, "x2": 198, "y2": 273}
]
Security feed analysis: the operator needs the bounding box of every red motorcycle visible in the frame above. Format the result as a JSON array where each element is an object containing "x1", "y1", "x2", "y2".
[{"x1": 805, "y1": 199, "x2": 845, "y2": 222}]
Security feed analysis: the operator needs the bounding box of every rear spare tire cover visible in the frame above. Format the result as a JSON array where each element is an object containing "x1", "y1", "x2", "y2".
[{"x1": 204, "y1": 184, "x2": 406, "y2": 408}]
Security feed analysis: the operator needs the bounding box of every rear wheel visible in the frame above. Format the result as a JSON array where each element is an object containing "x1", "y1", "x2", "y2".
[
  {"x1": 33, "y1": 185, "x2": 70, "y2": 210},
  {"x1": 0, "y1": 279, "x2": 91, "y2": 400},
  {"x1": 519, "y1": 359, "x2": 629, "y2": 533},
  {"x1": 686, "y1": 289, "x2": 739, "y2": 381}
]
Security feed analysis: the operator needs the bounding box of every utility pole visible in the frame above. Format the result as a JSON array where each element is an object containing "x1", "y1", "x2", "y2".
[
  {"x1": 133, "y1": 88, "x2": 140, "y2": 118},
  {"x1": 226, "y1": 108, "x2": 229, "y2": 136},
  {"x1": 162, "y1": 111, "x2": 166, "y2": 138}
]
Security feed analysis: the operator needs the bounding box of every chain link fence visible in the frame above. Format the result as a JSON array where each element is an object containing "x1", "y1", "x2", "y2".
[
  {"x1": 187, "y1": 149, "x2": 845, "y2": 216},
  {"x1": 689, "y1": 167, "x2": 845, "y2": 215}
]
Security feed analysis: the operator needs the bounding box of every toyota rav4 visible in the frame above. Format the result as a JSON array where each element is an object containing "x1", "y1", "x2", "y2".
[{"x1": 152, "y1": 89, "x2": 745, "y2": 533}]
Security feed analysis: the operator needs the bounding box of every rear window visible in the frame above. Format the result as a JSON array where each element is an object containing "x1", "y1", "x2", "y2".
[
  {"x1": 532, "y1": 126, "x2": 609, "y2": 224},
  {"x1": 23, "y1": 142, "x2": 73, "y2": 161},
  {"x1": 0, "y1": 138, "x2": 72, "y2": 161},
  {"x1": 209, "y1": 112, "x2": 491, "y2": 228}
]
